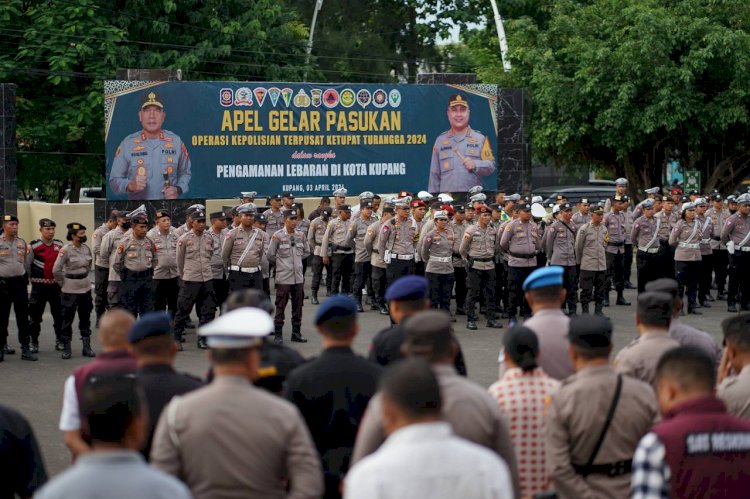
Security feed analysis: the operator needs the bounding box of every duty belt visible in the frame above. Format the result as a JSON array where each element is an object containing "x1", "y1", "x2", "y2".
[
  {"x1": 391, "y1": 253, "x2": 414, "y2": 261},
  {"x1": 333, "y1": 245, "x2": 353, "y2": 253},
  {"x1": 229, "y1": 265, "x2": 261, "y2": 273},
  {"x1": 678, "y1": 242, "x2": 700, "y2": 249},
  {"x1": 30, "y1": 277, "x2": 56, "y2": 284},
  {"x1": 607, "y1": 241, "x2": 625, "y2": 247},
  {"x1": 740, "y1": 246, "x2": 750, "y2": 252},
  {"x1": 637, "y1": 247, "x2": 659, "y2": 254},
  {"x1": 509, "y1": 251, "x2": 536, "y2": 259},
  {"x1": 64, "y1": 273, "x2": 88, "y2": 279},
  {"x1": 123, "y1": 269, "x2": 152, "y2": 278},
  {"x1": 472, "y1": 257, "x2": 494, "y2": 262},
  {"x1": 452, "y1": 252, "x2": 462, "y2": 259},
  {"x1": 573, "y1": 459, "x2": 632, "y2": 478},
  {"x1": 430, "y1": 256, "x2": 452, "y2": 263}
]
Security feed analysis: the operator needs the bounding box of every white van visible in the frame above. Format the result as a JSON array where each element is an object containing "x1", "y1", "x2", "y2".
[{"x1": 62, "y1": 187, "x2": 105, "y2": 204}]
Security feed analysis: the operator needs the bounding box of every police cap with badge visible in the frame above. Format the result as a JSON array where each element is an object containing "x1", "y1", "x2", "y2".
[
  {"x1": 333, "y1": 188, "x2": 348, "y2": 198},
  {"x1": 284, "y1": 209, "x2": 299, "y2": 219},
  {"x1": 2, "y1": 214, "x2": 19, "y2": 223},
  {"x1": 154, "y1": 210, "x2": 171, "y2": 220},
  {"x1": 240, "y1": 191, "x2": 257, "y2": 201},
  {"x1": 448, "y1": 94, "x2": 470, "y2": 108},
  {"x1": 126, "y1": 205, "x2": 149, "y2": 225},
  {"x1": 141, "y1": 91, "x2": 164, "y2": 110},
  {"x1": 199, "y1": 307, "x2": 274, "y2": 349},
  {"x1": 236, "y1": 203, "x2": 257, "y2": 215},
  {"x1": 38, "y1": 218, "x2": 56, "y2": 228},
  {"x1": 66, "y1": 222, "x2": 86, "y2": 241}
]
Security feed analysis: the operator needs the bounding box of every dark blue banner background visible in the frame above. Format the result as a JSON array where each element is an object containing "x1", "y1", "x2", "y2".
[{"x1": 105, "y1": 81, "x2": 498, "y2": 199}]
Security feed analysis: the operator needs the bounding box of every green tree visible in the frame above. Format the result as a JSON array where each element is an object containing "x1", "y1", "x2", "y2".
[{"x1": 471, "y1": 0, "x2": 750, "y2": 194}]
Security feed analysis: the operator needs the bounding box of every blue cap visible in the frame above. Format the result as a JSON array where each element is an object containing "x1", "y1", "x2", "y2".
[
  {"x1": 385, "y1": 275, "x2": 429, "y2": 302},
  {"x1": 128, "y1": 311, "x2": 172, "y2": 344},
  {"x1": 314, "y1": 294, "x2": 358, "y2": 325},
  {"x1": 523, "y1": 266, "x2": 564, "y2": 292}
]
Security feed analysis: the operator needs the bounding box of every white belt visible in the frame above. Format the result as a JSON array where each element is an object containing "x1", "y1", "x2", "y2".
[
  {"x1": 678, "y1": 243, "x2": 699, "y2": 249},
  {"x1": 229, "y1": 265, "x2": 261, "y2": 273},
  {"x1": 741, "y1": 247, "x2": 750, "y2": 252},
  {"x1": 701, "y1": 239, "x2": 711, "y2": 244},
  {"x1": 392, "y1": 253, "x2": 415, "y2": 261},
  {"x1": 430, "y1": 256, "x2": 452, "y2": 263},
  {"x1": 638, "y1": 247, "x2": 659, "y2": 254}
]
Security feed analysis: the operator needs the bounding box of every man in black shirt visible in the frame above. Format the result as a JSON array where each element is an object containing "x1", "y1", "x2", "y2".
[
  {"x1": 286, "y1": 295, "x2": 382, "y2": 499},
  {"x1": 0, "y1": 404, "x2": 47, "y2": 499},
  {"x1": 128, "y1": 311, "x2": 203, "y2": 460}
]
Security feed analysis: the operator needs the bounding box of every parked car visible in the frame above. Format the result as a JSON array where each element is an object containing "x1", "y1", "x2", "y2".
[
  {"x1": 62, "y1": 187, "x2": 105, "y2": 204},
  {"x1": 534, "y1": 185, "x2": 617, "y2": 206}
]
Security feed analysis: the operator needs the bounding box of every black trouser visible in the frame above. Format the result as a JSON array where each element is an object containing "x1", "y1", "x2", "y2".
[
  {"x1": 60, "y1": 291, "x2": 92, "y2": 342},
  {"x1": 579, "y1": 270, "x2": 606, "y2": 307},
  {"x1": 153, "y1": 277, "x2": 179, "y2": 315},
  {"x1": 494, "y1": 262, "x2": 506, "y2": 310},
  {"x1": 352, "y1": 261, "x2": 372, "y2": 300},
  {"x1": 94, "y1": 266, "x2": 109, "y2": 319},
  {"x1": 699, "y1": 252, "x2": 713, "y2": 302},
  {"x1": 414, "y1": 261, "x2": 426, "y2": 276},
  {"x1": 728, "y1": 253, "x2": 750, "y2": 307},
  {"x1": 606, "y1": 251, "x2": 626, "y2": 293},
  {"x1": 28, "y1": 282, "x2": 62, "y2": 343},
  {"x1": 636, "y1": 250, "x2": 661, "y2": 293},
  {"x1": 454, "y1": 266, "x2": 468, "y2": 312},
  {"x1": 310, "y1": 255, "x2": 332, "y2": 293},
  {"x1": 302, "y1": 256, "x2": 308, "y2": 277},
  {"x1": 427, "y1": 272, "x2": 454, "y2": 312},
  {"x1": 274, "y1": 283, "x2": 304, "y2": 328},
  {"x1": 658, "y1": 242, "x2": 676, "y2": 279},
  {"x1": 623, "y1": 244, "x2": 634, "y2": 283},
  {"x1": 371, "y1": 266, "x2": 387, "y2": 308},
  {"x1": 507, "y1": 266, "x2": 535, "y2": 319},
  {"x1": 212, "y1": 278, "x2": 229, "y2": 309},
  {"x1": 466, "y1": 267, "x2": 496, "y2": 322},
  {"x1": 561, "y1": 265, "x2": 578, "y2": 312},
  {"x1": 119, "y1": 271, "x2": 154, "y2": 318},
  {"x1": 332, "y1": 253, "x2": 354, "y2": 294},
  {"x1": 713, "y1": 249, "x2": 729, "y2": 294},
  {"x1": 228, "y1": 270, "x2": 263, "y2": 293},
  {"x1": 386, "y1": 259, "x2": 415, "y2": 287},
  {"x1": 675, "y1": 260, "x2": 700, "y2": 309},
  {"x1": 0, "y1": 276, "x2": 30, "y2": 348},
  {"x1": 174, "y1": 281, "x2": 215, "y2": 338}
]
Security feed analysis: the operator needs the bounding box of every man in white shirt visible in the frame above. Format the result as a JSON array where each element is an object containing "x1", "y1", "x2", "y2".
[{"x1": 344, "y1": 358, "x2": 513, "y2": 499}]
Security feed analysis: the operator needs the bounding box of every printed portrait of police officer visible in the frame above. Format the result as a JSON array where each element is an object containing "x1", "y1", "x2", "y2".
[
  {"x1": 109, "y1": 91, "x2": 192, "y2": 200},
  {"x1": 428, "y1": 93, "x2": 495, "y2": 194}
]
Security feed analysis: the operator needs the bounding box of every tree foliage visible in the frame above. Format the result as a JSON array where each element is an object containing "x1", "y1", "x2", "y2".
[{"x1": 470, "y1": 0, "x2": 750, "y2": 193}]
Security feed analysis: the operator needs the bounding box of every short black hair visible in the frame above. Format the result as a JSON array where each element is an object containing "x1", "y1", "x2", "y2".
[
  {"x1": 81, "y1": 373, "x2": 143, "y2": 443},
  {"x1": 392, "y1": 298, "x2": 428, "y2": 314},
  {"x1": 131, "y1": 334, "x2": 174, "y2": 357},
  {"x1": 372, "y1": 194, "x2": 381, "y2": 201},
  {"x1": 319, "y1": 315, "x2": 357, "y2": 340},
  {"x1": 320, "y1": 196, "x2": 330, "y2": 204},
  {"x1": 223, "y1": 289, "x2": 274, "y2": 315},
  {"x1": 656, "y1": 346, "x2": 715, "y2": 393},
  {"x1": 572, "y1": 344, "x2": 612, "y2": 360},
  {"x1": 211, "y1": 347, "x2": 253, "y2": 365},
  {"x1": 722, "y1": 314, "x2": 750, "y2": 352},
  {"x1": 528, "y1": 285, "x2": 562, "y2": 302},
  {"x1": 380, "y1": 359, "x2": 441, "y2": 419}
]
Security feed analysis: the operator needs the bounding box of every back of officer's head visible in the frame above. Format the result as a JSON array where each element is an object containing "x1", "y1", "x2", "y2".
[
  {"x1": 314, "y1": 295, "x2": 358, "y2": 341},
  {"x1": 722, "y1": 314, "x2": 750, "y2": 353},
  {"x1": 98, "y1": 309, "x2": 136, "y2": 351},
  {"x1": 402, "y1": 310, "x2": 456, "y2": 364},
  {"x1": 223, "y1": 289, "x2": 275, "y2": 315},
  {"x1": 636, "y1": 291, "x2": 673, "y2": 329},
  {"x1": 655, "y1": 347, "x2": 715, "y2": 413},
  {"x1": 567, "y1": 315, "x2": 613, "y2": 362},
  {"x1": 81, "y1": 373, "x2": 145, "y2": 448},
  {"x1": 380, "y1": 358, "x2": 441, "y2": 435}
]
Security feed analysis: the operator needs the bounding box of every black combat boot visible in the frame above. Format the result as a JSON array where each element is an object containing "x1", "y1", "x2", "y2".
[
  {"x1": 291, "y1": 326, "x2": 308, "y2": 343},
  {"x1": 3, "y1": 344, "x2": 15, "y2": 355},
  {"x1": 274, "y1": 325, "x2": 284, "y2": 345},
  {"x1": 616, "y1": 292, "x2": 631, "y2": 306},
  {"x1": 594, "y1": 303, "x2": 607, "y2": 318},
  {"x1": 311, "y1": 290, "x2": 319, "y2": 305},
  {"x1": 467, "y1": 320, "x2": 478, "y2": 330},
  {"x1": 61, "y1": 341, "x2": 72, "y2": 360},
  {"x1": 55, "y1": 339, "x2": 64, "y2": 351},
  {"x1": 486, "y1": 319, "x2": 503, "y2": 329},
  {"x1": 581, "y1": 303, "x2": 590, "y2": 314},
  {"x1": 356, "y1": 297, "x2": 364, "y2": 313},
  {"x1": 379, "y1": 304, "x2": 389, "y2": 315},
  {"x1": 728, "y1": 303, "x2": 738, "y2": 313},
  {"x1": 21, "y1": 346, "x2": 38, "y2": 361},
  {"x1": 197, "y1": 337, "x2": 209, "y2": 349},
  {"x1": 29, "y1": 341, "x2": 39, "y2": 354},
  {"x1": 81, "y1": 337, "x2": 96, "y2": 358}
]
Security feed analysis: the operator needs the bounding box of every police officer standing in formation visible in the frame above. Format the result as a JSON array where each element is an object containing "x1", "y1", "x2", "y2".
[
  {"x1": 544, "y1": 202, "x2": 579, "y2": 315},
  {"x1": 347, "y1": 199, "x2": 376, "y2": 312},
  {"x1": 268, "y1": 208, "x2": 310, "y2": 344},
  {"x1": 461, "y1": 205, "x2": 504, "y2": 330},
  {"x1": 27, "y1": 218, "x2": 63, "y2": 353},
  {"x1": 321, "y1": 204, "x2": 354, "y2": 295},
  {"x1": 421, "y1": 210, "x2": 457, "y2": 316},
  {"x1": 364, "y1": 204, "x2": 393, "y2": 315},
  {"x1": 208, "y1": 211, "x2": 229, "y2": 309},
  {"x1": 99, "y1": 210, "x2": 131, "y2": 310},
  {"x1": 379, "y1": 199, "x2": 418, "y2": 287},
  {"x1": 52, "y1": 222, "x2": 95, "y2": 359},
  {"x1": 694, "y1": 198, "x2": 714, "y2": 307},
  {"x1": 147, "y1": 210, "x2": 178, "y2": 315},
  {"x1": 707, "y1": 192, "x2": 730, "y2": 300},
  {"x1": 222, "y1": 204, "x2": 265, "y2": 293},
  {"x1": 92, "y1": 210, "x2": 118, "y2": 325},
  {"x1": 307, "y1": 206, "x2": 333, "y2": 304},
  {"x1": 263, "y1": 193, "x2": 285, "y2": 235},
  {"x1": 576, "y1": 204, "x2": 609, "y2": 316},
  {"x1": 174, "y1": 210, "x2": 215, "y2": 349},
  {"x1": 603, "y1": 195, "x2": 631, "y2": 307},
  {"x1": 114, "y1": 207, "x2": 156, "y2": 318},
  {"x1": 0, "y1": 214, "x2": 33, "y2": 361},
  {"x1": 670, "y1": 202, "x2": 702, "y2": 315},
  {"x1": 721, "y1": 193, "x2": 750, "y2": 312},
  {"x1": 500, "y1": 202, "x2": 540, "y2": 323},
  {"x1": 631, "y1": 199, "x2": 661, "y2": 293},
  {"x1": 450, "y1": 204, "x2": 470, "y2": 316}
]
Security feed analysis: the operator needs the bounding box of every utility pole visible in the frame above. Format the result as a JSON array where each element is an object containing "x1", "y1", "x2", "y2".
[
  {"x1": 304, "y1": 0, "x2": 324, "y2": 82},
  {"x1": 489, "y1": 0, "x2": 512, "y2": 72}
]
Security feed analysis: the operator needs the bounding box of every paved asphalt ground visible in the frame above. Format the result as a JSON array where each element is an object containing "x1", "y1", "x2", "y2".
[{"x1": 0, "y1": 278, "x2": 729, "y2": 476}]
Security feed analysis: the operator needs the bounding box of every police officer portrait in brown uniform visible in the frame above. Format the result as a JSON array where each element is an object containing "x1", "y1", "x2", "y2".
[
  {"x1": 631, "y1": 199, "x2": 661, "y2": 293},
  {"x1": 0, "y1": 214, "x2": 34, "y2": 361},
  {"x1": 603, "y1": 195, "x2": 631, "y2": 307},
  {"x1": 268, "y1": 209, "x2": 310, "y2": 344},
  {"x1": 364, "y1": 205, "x2": 394, "y2": 315},
  {"x1": 114, "y1": 209, "x2": 156, "y2": 318},
  {"x1": 174, "y1": 210, "x2": 216, "y2": 349},
  {"x1": 98, "y1": 210, "x2": 131, "y2": 310},
  {"x1": 52, "y1": 222, "x2": 96, "y2": 359}
]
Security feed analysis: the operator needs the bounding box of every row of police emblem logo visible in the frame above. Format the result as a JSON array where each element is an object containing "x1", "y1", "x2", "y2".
[{"x1": 220, "y1": 87, "x2": 401, "y2": 109}]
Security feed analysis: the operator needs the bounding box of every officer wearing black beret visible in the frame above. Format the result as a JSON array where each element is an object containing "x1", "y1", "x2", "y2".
[{"x1": 28, "y1": 218, "x2": 64, "y2": 354}]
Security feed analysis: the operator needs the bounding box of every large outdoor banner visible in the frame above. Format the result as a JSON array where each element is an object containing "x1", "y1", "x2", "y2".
[{"x1": 104, "y1": 81, "x2": 499, "y2": 200}]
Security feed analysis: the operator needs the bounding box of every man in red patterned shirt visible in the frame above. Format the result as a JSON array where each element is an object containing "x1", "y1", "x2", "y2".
[{"x1": 28, "y1": 218, "x2": 64, "y2": 353}]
